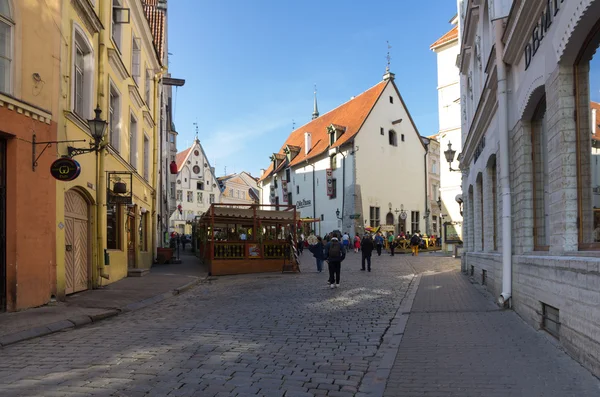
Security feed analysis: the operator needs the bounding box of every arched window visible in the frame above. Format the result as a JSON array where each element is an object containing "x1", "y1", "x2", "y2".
[
  {"x1": 72, "y1": 25, "x2": 94, "y2": 119},
  {"x1": 575, "y1": 20, "x2": 600, "y2": 249},
  {"x1": 531, "y1": 96, "x2": 549, "y2": 250},
  {"x1": 0, "y1": 0, "x2": 13, "y2": 94}
]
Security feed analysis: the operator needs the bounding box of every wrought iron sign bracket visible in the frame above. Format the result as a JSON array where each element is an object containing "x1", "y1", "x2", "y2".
[
  {"x1": 67, "y1": 145, "x2": 97, "y2": 158},
  {"x1": 32, "y1": 133, "x2": 87, "y2": 171}
]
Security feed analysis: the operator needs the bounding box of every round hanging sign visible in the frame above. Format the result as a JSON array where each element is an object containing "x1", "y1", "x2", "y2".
[
  {"x1": 50, "y1": 158, "x2": 81, "y2": 181},
  {"x1": 400, "y1": 211, "x2": 407, "y2": 220}
]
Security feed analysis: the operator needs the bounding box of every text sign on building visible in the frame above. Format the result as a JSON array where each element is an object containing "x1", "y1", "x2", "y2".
[
  {"x1": 281, "y1": 180, "x2": 288, "y2": 203},
  {"x1": 524, "y1": 0, "x2": 565, "y2": 70},
  {"x1": 50, "y1": 158, "x2": 81, "y2": 182},
  {"x1": 326, "y1": 168, "x2": 333, "y2": 197}
]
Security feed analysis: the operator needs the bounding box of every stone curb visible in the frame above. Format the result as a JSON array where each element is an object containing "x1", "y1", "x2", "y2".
[
  {"x1": 358, "y1": 274, "x2": 422, "y2": 397},
  {"x1": 0, "y1": 275, "x2": 205, "y2": 348}
]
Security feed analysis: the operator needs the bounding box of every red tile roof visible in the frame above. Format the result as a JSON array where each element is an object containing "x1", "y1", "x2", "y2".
[
  {"x1": 259, "y1": 80, "x2": 388, "y2": 181},
  {"x1": 142, "y1": 0, "x2": 165, "y2": 64},
  {"x1": 430, "y1": 26, "x2": 458, "y2": 50},
  {"x1": 176, "y1": 147, "x2": 191, "y2": 171}
]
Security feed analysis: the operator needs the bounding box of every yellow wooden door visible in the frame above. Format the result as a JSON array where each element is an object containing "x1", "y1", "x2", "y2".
[{"x1": 64, "y1": 191, "x2": 89, "y2": 294}]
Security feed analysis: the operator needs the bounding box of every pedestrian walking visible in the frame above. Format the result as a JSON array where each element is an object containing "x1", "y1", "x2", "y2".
[
  {"x1": 387, "y1": 232, "x2": 395, "y2": 256},
  {"x1": 325, "y1": 236, "x2": 346, "y2": 288},
  {"x1": 410, "y1": 232, "x2": 421, "y2": 256},
  {"x1": 353, "y1": 233, "x2": 361, "y2": 253},
  {"x1": 310, "y1": 236, "x2": 326, "y2": 272},
  {"x1": 297, "y1": 234, "x2": 304, "y2": 256},
  {"x1": 342, "y1": 232, "x2": 350, "y2": 253},
  {"x1": 374, "y1": 232, "x2": 384, "y2": 256},
  {"x1": 361, "y1": 233, "x2": 374, "y2": 271}
]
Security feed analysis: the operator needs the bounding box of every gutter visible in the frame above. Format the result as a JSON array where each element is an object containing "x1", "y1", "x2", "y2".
[{"x1": 494, "y1": 19, "x2": 512, "y2": 308}]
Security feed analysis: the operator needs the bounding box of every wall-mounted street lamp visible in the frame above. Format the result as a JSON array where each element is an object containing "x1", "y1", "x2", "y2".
[
  {"x1": 335, "y1": 208, "x2": 342, "y2": 220},
  {"x1": 437, "y1": 196, "x2": 442, "y2": 211},
  {"x1": 444, "y1": 141, "x2": 460, "y2": 172},
  {"x1": 68, "y1": 106, "x2": 108, "y2": 157}
]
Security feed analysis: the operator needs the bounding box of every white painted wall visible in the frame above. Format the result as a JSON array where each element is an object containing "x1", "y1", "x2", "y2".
[
  {"x1": 433, "y1": 32, "x2": 463, "y2": 247},
  {"x1": 355, "y1": 81, "x2": 426, "y2": 232}
]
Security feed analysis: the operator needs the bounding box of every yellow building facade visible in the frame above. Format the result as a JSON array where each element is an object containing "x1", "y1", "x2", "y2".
[{"x1": 55, "y1": 0, "x2": 163, "y2": 297}]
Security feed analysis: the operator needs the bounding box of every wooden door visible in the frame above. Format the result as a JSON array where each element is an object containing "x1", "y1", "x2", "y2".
[
  {"x1": 65, "y1": 191, "x2": 89, "y2": 294},
  {"x1": 398, "y1": 218, "x2": 406, "y2": 234},
  {"x1": 127, "y1": 208, "x2": 136, "y2": 268}
]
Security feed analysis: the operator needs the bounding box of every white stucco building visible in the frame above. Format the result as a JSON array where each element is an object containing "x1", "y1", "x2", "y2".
[
  {"x1": 458, "y1": 0, "x2": 600, "y2": 378},
  {"x1": 259, "y1": 70, "x2": 427, "y2": 237},
  {"x1": 430, "y1": 16, "x2": 463, "y2": 252},
  {"x1": 169, "y1": 138, "x2": 221, "y2": 234}
]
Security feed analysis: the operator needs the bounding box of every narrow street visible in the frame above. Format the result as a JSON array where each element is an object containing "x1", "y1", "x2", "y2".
[{"x1": 0, "y1": 252, "x2": 598, "y2": 397}]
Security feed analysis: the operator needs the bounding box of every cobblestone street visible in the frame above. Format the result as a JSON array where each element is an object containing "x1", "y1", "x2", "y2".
[{"x1": 0, "y1": 252, "x2": 598, "y2": 397}]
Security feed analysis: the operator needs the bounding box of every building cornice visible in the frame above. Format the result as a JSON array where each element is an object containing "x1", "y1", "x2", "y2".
[
  {"x1": 108, "y1": 48, "x2": 130, "y2": 81},
  {"x1": 461, "y1": 1, "x2": 480, "y2": 49},
  {"x1": 462, "y1": 66, "x2": 498, "y2": 165},
  {"x1": 143, "y1": 110, "x2": 155, "y2": 129},
  {"x1": 503, "y1": 0, "x2": 546, "y2": 65},
  {"x1": 71, "y1": 0, "x2": 103, "y2": 35},
  {"x1": 0, "y1": 93, "x2": 52, "y2": 124}
]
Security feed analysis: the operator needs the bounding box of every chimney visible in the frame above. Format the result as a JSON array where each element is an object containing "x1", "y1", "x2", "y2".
[
  {"x1": 592, "y1": 108, "x2": 597, "y2": 136},
  {"x1": 304, "y1": 132, "x2": 312, "y2": 155},
  {"x1": 260, "y1": 168, "x2": 266, "y2": 177}
]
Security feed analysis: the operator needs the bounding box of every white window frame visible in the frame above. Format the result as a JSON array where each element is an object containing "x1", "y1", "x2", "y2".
[
  {"x1": 143, "y1": 132, "x2": 149, "y2": 180},
  {"x1": 71, "y1": 24, "x2": 94, "y2": 119},
  {"x1": 111, "y1": 0, "x2": 123, "y2": 51},
  {"x1": 108, "y1": 80, "x2": 121, "y2": 152},
  {"x1": 145, "y1": 68, "x2": 151, "y2": 105},
  {"x1": 131, "y1": 35, "x2": 141, "y2": 85},
  {"x1": 129, "y1": 111, "x2": 138, "y2": 169},
  {"x1": 0, "y1": 0, "x2": 14, "y2": 95}
]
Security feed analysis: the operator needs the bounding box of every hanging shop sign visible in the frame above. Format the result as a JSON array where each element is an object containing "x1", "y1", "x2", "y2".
[
  {"x1": 50, "y1": 157, "x2": 81, "y2": 181},
  {"x1": 326, "y1": 168, "x2": 333, "y2": 197},
  {"x1": 524, "y1": 0, "x2": 565, "y2": 70},
  {"x1": 281, "y1": 180, "x2": 289, "y2": 203},
  {"x1": 296, "y1": 199, "x2": 312, "y2": 209}
]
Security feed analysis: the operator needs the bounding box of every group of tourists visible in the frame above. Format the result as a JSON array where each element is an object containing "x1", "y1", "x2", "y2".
[{"x1": 303, "y1": 229, "x2": 424, "y2": 289}]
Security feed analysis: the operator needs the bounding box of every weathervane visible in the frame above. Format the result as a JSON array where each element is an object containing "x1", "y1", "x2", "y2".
[
  {"x1": 292, "y1": 119, "x2": 296, "y2": 130},
  {"x1": 193, "y1": 121, "x2": 199, "y2": 141},
  {"x1": 386, "y1": 41, "x2": 392, "y2": 72}
]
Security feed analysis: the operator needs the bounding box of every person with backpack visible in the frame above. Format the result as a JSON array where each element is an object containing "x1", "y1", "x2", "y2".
[
  {"x1": 324, "y1": 235, "x2": 346, "y2": 288},
  {"x1": 309, "y1": 236, "x2": 326, "y2": 272},
  {"x1": 374, "y1": 232, "x2": 384, "y2": 256},
  {"x1": 410, "y1": 231, "x2": 422, "y2": 256},
  {"x1": 361, "y1": 233, "x2": 374, "y2": 271}
]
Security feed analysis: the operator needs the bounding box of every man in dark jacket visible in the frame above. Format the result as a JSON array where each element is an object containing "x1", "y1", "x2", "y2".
[
  {"x1": 324, "y1": 237, "x2": 346, "y2": 288},
  {"x1": 361, "y1": 233, "x2": 374, "y2": 272}
]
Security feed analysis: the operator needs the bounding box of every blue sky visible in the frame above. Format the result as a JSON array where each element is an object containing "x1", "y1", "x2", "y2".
[{"x1": 167, "y1": 0, "x2": 458, "y2": 177}]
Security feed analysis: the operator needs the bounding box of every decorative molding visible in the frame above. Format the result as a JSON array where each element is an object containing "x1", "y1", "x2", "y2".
[
  {"x1": 108, "y1": 48, "x2": 130, "y2": 81},
  {"x1": 64, "y1": 110, "x2": 92, "y2": 135},
  {"x1": 517, "y1": 75, "x2": 545, "y2": 120},
  {"x1": 71, "y1": 0, "x2": 103, "y2": 34},
  {"x1": 556, "y1": 0, "x2": 594, "y2": 63},
  {"x1": 143, "y1": 110, "x2": 154, "y2": 129},
  {"x1": 0, "y1": 93, "x2": 52, "y2": 124},
  {"x1": 503, "y1": 0, "x2": 546, "y2": 65},
  {"x1": 128, "y1": 85, "x2": 144, "y2": 109}
]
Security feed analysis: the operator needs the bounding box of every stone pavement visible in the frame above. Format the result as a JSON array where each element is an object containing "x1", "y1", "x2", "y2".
[
  {"x1": 0, "y1": 250, "x2": 207, "y2": 347},
  {"x1": 0, "y1": 250, "x2": 597, "y2": 397},
  {"x1": 383, "y1": 256, "x2": 600, "y2": 397}
]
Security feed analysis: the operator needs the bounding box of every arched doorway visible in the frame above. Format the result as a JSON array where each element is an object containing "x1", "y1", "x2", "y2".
[
  {"x1": 64, "y1": 190, "x2": 90, "y2": 294},
  {"x1": 385, "y1": 212, "x2": 394, "y2": 225}
]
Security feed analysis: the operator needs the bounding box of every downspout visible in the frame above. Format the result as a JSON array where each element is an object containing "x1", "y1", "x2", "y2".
[
  {"x1": 495, "y1": 19, "x2": 512, "y2": 307},
  {"x1": 152, "y1": 68, "x2": 168, "y2": 261},
  {"x1": 338, "y1": 148, "x2": 346, "y2": 231},
  {"x1": 96, "y1": 0, "x2": 109, "y2": 282},
  {"x1": 424, "y1": 140, "x2": 429, "y2": 235}
]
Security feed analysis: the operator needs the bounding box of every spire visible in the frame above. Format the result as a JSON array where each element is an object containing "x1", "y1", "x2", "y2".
[
  {"x1": 312, "y1": 84, "x2": 319, "y2": 120},
  {"x1": 383, "y1": 41, "x2": 395, "y2": 81},
  {"x1": 193, "y1": 121, "x2": 199, "y2": 143}
]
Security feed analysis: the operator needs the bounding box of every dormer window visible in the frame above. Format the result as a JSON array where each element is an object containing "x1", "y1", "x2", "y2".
[
  {"x1": 327, "y1": 124, "x2": 347, "y2": 146},
  {"x1": 284, "y1": 145, "x2": 301, "y2": 163}
]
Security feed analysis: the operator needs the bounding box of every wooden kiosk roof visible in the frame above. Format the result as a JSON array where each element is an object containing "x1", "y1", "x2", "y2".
[{"x1": 199, "y1": 203, "x2": 297, "y2": 224}]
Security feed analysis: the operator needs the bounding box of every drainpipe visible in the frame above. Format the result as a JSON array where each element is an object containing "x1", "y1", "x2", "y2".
[
  {"x1": 152, "y1": 68, "x2": 168, "y2": 262},
  {"x1": 96, "y1": 0, "x2": 109, "y2": 283},
  {"x1": 338, "y1": 148, "x2": 347, "y2": 232},
  {"x1": 495, "y1": 19, "x2": 512, "y2": 307},
  {"x1": 423, "y1": 139, "x2": 429, "y2": 235}
]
